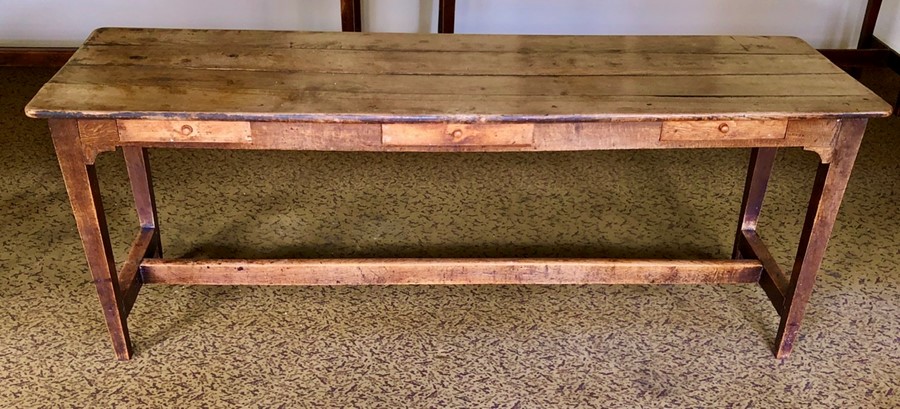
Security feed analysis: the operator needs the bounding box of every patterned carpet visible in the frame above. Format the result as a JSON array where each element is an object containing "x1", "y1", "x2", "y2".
[{"x1": 0, "y1": 66, "x2": 897, "y2": 408}]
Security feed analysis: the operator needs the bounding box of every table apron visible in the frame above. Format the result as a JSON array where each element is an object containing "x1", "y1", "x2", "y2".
[{"x1": 74, "y1": 119, "x2": 841, "y2": 163}]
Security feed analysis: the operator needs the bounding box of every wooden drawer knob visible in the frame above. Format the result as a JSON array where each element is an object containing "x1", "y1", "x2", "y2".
[
  {"x1": 718, "y1": 123, "x2": 730, "y2": 134},
  {"x1": 381, "y1": 123, "x2": 534, "y2": 147},
  {"x1": 450, "y1": 129, "x2": 466, "y2": 142},
  {"x1": 180, "y1": 124, "x2": 194, "y2": 135}
]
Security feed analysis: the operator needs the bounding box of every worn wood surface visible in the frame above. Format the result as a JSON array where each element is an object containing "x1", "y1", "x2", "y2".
[
  {"x1": 102, "y1": 120, "x2": 843, "y2": 157},
  {"x1": 382, "y1": 123, "x2": 534, "y2": 146},
  {"x1": 140, "y1": 258, "x2": 763, "y2": 286},
  {"x1": 732, "y1": 147, "x2": 784, "y2": 316},
  {"x1": 118, "y1": 120, "x2": 252, "y2": 143},
  {"x1": 775, "y1": 118, "x2": 868, "y2": 359},
  {"x1": 25, "y1": 28, "x2": 891, "y2": 122},
  {"x1": 661, "y1": 120, "x2": 787, "y2": 141},
  {"x1": 732, "y1": 148, "x2": 779, "y2": 235},
  {"x1": 49, "y1": 119, "x2": 133, "y2": 360},
  {"x1": 123, "y1": 146, "x2": 160, "y2": 231},
  {"x1": 76, "y1": 120, "x2": 118, "y2": 163}
]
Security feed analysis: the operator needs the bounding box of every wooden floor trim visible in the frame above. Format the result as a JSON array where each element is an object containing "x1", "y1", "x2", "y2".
[
  {"x1": 818, "y1": 48, "x2": 892, "y2": 68},
  {"x1": 140, "y1": 258, "x2": 763, "y2": 286},
  {"x1": 0, "y1": 47, "x2": 76, "y2": 67}
]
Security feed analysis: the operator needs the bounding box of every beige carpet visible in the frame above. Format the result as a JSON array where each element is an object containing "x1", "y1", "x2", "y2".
[{"x1": 1, "y1": 66, "x2": 898, "y2": 408}]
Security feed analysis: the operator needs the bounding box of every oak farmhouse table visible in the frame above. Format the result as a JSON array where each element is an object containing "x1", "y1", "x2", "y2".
[{"x1": 25, "y1": 28, "x2": 892, "y2": 360}]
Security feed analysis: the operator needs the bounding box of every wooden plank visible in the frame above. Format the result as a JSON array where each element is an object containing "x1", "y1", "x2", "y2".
[
  {"x1": 660, "y1": 120, "x2": 787, "y2": 141},
  {"x1": 785, "y1": 119, "x2": 839, "y2": 143},
  {"x1": 26, "y1": 83, "x2": 892, "y2": 122},
  {"x1": 0, "y1": 47, "x2": 75, "y2": 67},
  {"x1": 382, "y1": 124, "x2": 534, "y2": 146},
  {"x1": 83, "y1": 29, "x2": 819, "y2": 55},
  {"x1": 534, "y1": 122, "x2": 662, "y2": 150},
  {"x1": 67, "y1": 45, "x2": 843, "y2": 76},
  {"x1": 537, "y1": 121, "x2": 836, "y2": 152},
  {"x1": 140, "y1": 258, "x2": 763, "y2": 286},
  {"x1": 119, "y1": 227, "x2": 157, "y2": 317},
  {"x1": 117, "y1": 120, "x2": 252, "y2": 143},
  {"x1": 47, "y1": 66, "x2": 877, "y2": 98},
  {"x1": 25, "y1": 30, "x2": 892, "y2": 122}
]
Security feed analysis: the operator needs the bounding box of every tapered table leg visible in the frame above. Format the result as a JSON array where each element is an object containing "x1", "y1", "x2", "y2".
[
  {"x1": 50, "y1": 119, "x2": 133, "y2": 360},
  {"x1": 775, "y1": 119, "x2": 868, "y2": 358},
  {"x1": 733, "y1": 147, "x2": 778, "y2": 258},
  {"x1": 123, "y1": 146, "x2": 161, "y2": 257}
]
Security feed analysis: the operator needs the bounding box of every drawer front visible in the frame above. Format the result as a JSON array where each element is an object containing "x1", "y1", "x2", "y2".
[
  {"x1": 382, "y1": 123, "x2": 534, "y2": 147},
  {"x1": 118, "y1": 120, "x2": 252, "y2": 144},
  {"x1": 660, "y1": 120, "x2": 787, "y2": 141}
]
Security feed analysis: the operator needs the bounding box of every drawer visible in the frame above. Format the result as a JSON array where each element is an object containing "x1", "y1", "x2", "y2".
[
  {"x1": 382, "y1": 123, "x2": 534, "y2": 147},
  {"x1": 660, "y1": 120, "x2": 787, "y2": 141},
  {"x1": 118, "y1": 120, "x2": 252, "y2": 144}
]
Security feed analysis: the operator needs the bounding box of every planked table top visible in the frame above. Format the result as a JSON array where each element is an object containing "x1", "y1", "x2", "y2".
[{"x1": 25, "y1": 27, "x2": 892, "y2": 123}]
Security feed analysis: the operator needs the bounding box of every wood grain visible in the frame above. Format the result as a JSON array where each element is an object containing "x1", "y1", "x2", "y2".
[
  {"x1": 140, "y1": 258, "x2": 764, "y2": 286},
  {"x1": 83, "y1": 29, "x2": 820, "y2": 54},
  {"x1": 76, "y1": 120, "x2": 119, "y2": 164},
  {"x1": 118, "y1": 120, "x2": 252, "y2": 143},
  {"x1": 66, "y1": 45, "x2": 844, "y2": 76},
  {"x1": 660, "y1": 120, "x2": 788, "y2": 141},
  {"x1": 775, "y1": 118, "x2": 868, "y2": 359},
  {"x1": 26, "y1": 83, "x2": 890, "y2": 122},
  {"x1": 50, "y1": 67, "x2": 873, "y2": 98},
  {"x1": 24, "y1": 29, "x2": 892, "y2": 122},
  {"x1": 382, "y1": 124, "x2": 534, "y2": 147},
  {"x1": 50, "y1": 119, "x2": 133, "y2": 360}
]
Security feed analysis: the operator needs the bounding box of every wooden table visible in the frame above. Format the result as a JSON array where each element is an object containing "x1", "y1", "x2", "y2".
[{"x1": 25, "y1": 28, "x2": 891, "y2": 360}]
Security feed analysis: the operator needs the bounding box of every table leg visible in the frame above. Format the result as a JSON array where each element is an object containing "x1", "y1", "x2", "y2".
[
  {"x1": 732, "y1": 147, "x2": 778, "y2": 259},
  {"x1": 50, "y1": 119, "x2": 133, "y2": 360},
  {"x1": 775, "y1": 119, "x2": 867, "y2": 358},
  {"x1": 123, "y1": 146, "x2": 161, "y2": 257}
]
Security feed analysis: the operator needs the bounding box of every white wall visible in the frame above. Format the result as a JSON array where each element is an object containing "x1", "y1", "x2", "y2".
[
  {"x1": 0, "y1": 0, "x2": 897, "y2": 49},
  {"x1": 877, "y1": 0, "x2": 900, "y2": 49}
]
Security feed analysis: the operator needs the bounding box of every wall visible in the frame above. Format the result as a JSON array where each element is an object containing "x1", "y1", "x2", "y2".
[
  {"x1": 877, "y1": 0, "x2": 900, "y2": 49},
  {"x1": 0, "y1": 0, "x2": 897, "y2": 49}
]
